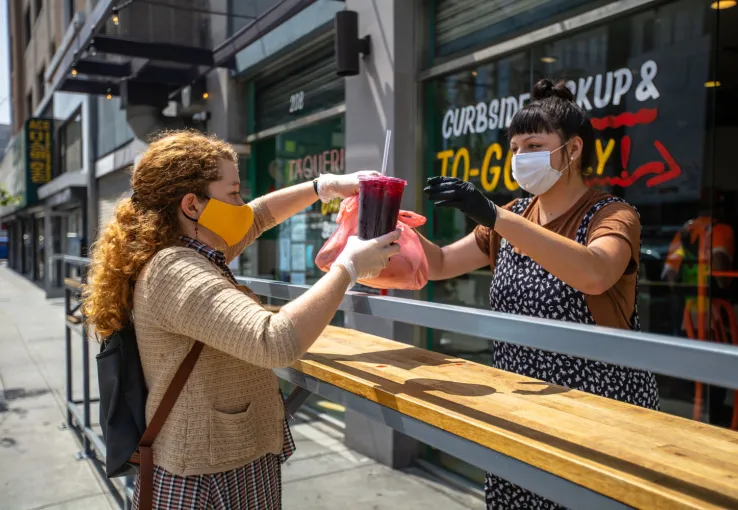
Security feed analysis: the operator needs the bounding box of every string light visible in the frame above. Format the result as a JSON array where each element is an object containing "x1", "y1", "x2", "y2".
[
  {"x1": 202, "y1": 92, "x2": 209, "y2": 99},
  {"x1": 71, "y1": 68, "x2": 77, "y2": 76}
]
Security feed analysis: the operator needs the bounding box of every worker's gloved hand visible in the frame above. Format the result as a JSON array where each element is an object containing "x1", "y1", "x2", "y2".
[{"x1": 424, "y1": 176, "x2": 498, "y2": 229}]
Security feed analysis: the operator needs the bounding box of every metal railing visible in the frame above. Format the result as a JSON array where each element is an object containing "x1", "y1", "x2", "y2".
[
  {"x1": 239, "y1": 276, "x2": 738, "y2": 391},
  {"x1": 59, "y1": 255, "x2": 738, "y2": 510},
  {"x1": 60, "y1": 255, "x2": 136, "y2": 509}
]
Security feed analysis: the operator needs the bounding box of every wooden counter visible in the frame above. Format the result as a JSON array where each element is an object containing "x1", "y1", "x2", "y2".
[
  {"x1": 292, "y1": 326, "x2": 738, "y2": 510},
  {"x1": 64, "y1": 277, "x2": 82, "y2": 291}
]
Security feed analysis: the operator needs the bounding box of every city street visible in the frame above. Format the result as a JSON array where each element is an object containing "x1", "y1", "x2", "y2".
[{"x1": 0, "y1": 263, "x2": 480, "y2": 510}]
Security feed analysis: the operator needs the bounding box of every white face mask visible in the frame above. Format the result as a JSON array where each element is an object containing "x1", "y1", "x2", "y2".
[{"x1": 512, "y1": 142, "x2": 572, "y2": 196}]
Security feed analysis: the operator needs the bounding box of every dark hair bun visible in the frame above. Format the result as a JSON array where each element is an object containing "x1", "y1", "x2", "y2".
[{"x1": 531, "y1": 78, "x2": 574, "y2": 102}]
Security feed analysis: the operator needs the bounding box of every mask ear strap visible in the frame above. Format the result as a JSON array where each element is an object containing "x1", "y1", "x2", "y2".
[
  {"x1": 558, "y1": 143, "x2": 575, "y2": 174},
  {"x1": 558, "y1": 139, "x2": 577, "y2": 172},
  {"x1": 182, "y1": 210, "x2": 199, "y2": 223},
  {"x1": 182, "y1": 194, "x2": 209, "y2": 223}
]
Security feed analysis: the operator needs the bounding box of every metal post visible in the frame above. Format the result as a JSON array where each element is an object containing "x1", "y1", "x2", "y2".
[
  {"x1": 285, "y1": 386, "x2": 312, "y2": 416},
  {"x1": 85, "y1": 95, "x2": 99, "y2": 248},
  {"x1": 81, "y1": 261, "x2": 93, "y2": 457},
  {"x1": 64, "y1": 261, "x2": 73, "y2": 427},
  {"x1": 124, "y1": 476, "x2": 135, "y2": 510},
  {"x1": 81, "y1": 321, "x2": 92, "y2": 457}
]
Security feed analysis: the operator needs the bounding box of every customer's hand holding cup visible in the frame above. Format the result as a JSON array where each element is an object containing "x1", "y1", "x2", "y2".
[
  {"x1": 316, "y1": 170, "x2": 381, "y2": 202},
  {"x1": 334, "y1": 229, "x2": 401, "y2": 288}
]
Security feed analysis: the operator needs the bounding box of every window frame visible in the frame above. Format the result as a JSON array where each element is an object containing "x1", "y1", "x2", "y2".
[{"x1": 57, "y1": 107, "x2": 84, "y2": 177}]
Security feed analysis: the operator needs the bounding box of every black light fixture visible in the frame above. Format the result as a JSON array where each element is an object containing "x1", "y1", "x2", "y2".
[
  {"x1": 71, "y1": 49, "x2": 78, "y2": 77},
  {"x1": 335, "y1": 11, "x2": 371, "y2": 77}
]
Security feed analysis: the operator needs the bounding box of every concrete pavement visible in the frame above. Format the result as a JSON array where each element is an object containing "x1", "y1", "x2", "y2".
[{"x1": 0, "y1": 263, "x2": 481, "y2": 510}]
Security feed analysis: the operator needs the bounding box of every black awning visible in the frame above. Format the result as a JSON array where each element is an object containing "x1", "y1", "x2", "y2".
[{"x1": 50, "y1": 0, "x2": 316, "y2": 105}]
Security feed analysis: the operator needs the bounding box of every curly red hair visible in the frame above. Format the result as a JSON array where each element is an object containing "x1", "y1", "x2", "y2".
[{"x1": 82, "y1": 130, "x2": 237, "y2": 339}]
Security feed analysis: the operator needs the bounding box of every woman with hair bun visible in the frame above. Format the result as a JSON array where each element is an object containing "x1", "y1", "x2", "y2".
[
  {"x1": 421, "y1": 79, "x2": 659, "y2": 509},
  {"x1": 83, "y1": 130, "x2": 400, "y2": 509}
]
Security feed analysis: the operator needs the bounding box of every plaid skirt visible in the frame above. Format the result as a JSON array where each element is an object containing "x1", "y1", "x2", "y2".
[{"x1": 132, "y1": 418, "x2": 296, "y2": 510}]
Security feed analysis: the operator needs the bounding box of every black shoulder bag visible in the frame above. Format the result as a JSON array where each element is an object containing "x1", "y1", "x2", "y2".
[{"x1": 96, "y1": 326, "x2": 202, "y2": 510}]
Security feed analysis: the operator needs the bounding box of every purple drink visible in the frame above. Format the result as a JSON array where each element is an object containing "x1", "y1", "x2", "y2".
[{"x1": 357, "y1": 175, "x2": 407, "y2": 240}]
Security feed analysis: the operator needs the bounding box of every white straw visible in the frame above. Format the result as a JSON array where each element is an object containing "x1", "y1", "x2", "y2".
[{"x1": 380, "y1": 130, "x2": 392, "y2": 175}]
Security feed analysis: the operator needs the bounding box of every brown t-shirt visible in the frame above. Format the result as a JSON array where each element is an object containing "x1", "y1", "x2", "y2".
[{"x1": 474, "y1": 189, "x2": 640, "y2": 330}]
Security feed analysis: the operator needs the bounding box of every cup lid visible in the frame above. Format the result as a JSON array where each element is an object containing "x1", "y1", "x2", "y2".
[{"x1": 358, "y1": 174, "x2": 407, "y2": 185}]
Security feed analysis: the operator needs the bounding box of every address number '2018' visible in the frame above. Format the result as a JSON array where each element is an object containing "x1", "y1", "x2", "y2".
[{"x1": 289, "y1": 92, "x2": 305, "y2": 113}]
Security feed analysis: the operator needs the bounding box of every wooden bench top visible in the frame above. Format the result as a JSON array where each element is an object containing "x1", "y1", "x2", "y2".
[
  {"x1": 64, "y1": 277, "x2": 82, "y2": 290},
  {"x1": 293, "y1": 326, "x2": 738, "y2": 510}
]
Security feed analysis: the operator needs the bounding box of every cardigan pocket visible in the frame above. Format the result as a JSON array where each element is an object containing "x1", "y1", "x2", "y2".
[{"x1": 209, "y1": 405, "x2": 258, "y2": 466}]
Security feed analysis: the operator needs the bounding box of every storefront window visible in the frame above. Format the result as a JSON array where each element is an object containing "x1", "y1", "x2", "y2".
[
  {"x1": 706, "y1": 1, "x2": 737, "y2": 429},
  {"x1": 426, "y1": 52, "x2": 530, "y2": 367},
  {"x1": 425, "y1": 0, "x2": 727, "y2": 430},
  {"x1": 59, "y1": 112, "x2": 83, "y2": 175},
  {"x1": 238, "y1": 116, "x2": 345, "y2": 285},
  {"x1": 22, "y1": 221, "x2": 32, "y2": 275},
  {"x1": 424, "y1": 0, "x2": 737, "y2": 478},
  {"x1": 244, "y1": 115, "x2": 348, "y2": 422},
  {"x1": 64, "y1": 211, "x2": 83, "y2": 279},
  {"x1": 34, "y1": 216, "x2": 44, "y2": 282},
  {"x1": 96, "y1": 96, "x2": 134, "y2": 158}
]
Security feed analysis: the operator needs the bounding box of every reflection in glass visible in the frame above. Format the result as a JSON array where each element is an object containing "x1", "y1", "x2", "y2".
[
  {"x1": 59, "y1": 113, "x2": 83, "y2": 175},
  {"x1": 96, "y1": 96, "x2": 134, "y2": 158},
  {"x1": 425, "y1": 0, "x2": 734, "y2": 434},
  {"x1": 236, "y1": 117, "x2": 344, "y2": 288}
]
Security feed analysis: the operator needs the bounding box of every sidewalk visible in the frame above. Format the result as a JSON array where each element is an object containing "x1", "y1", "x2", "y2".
[{"x1": 0, "y1": 264, "x2": 481, "y2": 510}]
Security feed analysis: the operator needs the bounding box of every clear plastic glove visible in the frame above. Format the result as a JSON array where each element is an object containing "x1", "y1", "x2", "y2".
[
  {"x1": 317, "y1": 170, "x2": 380, "y2": 203},
  {"x1": 334, "y1": 229, "x2": 401, "y2": 288}
]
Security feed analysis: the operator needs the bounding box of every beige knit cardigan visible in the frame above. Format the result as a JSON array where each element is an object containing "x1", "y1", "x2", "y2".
[{"x1": 133, "y1": 198, "x2": 301, "y2": 476}]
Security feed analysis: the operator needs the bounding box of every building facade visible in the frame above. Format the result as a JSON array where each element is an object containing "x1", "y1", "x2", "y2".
[
  {"x1": 3, "y1": 0, "x2": 70, "y2": 285},
  {"x1": 6, "y1": 0, "x2": 79, "y2": 133}
]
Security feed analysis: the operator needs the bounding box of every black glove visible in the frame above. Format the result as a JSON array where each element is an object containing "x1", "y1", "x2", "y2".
[{"x1": 424, "y1": 176, "x2": 498, "y2": 229}]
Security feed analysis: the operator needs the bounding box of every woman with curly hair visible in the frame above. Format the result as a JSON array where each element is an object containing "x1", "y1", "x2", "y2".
[{"x1": 83, "y1": 130, "x2": 399, "y2": 510}]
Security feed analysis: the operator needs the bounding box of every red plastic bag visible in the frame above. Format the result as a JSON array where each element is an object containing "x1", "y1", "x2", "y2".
[{"x1": 315, "y1": 196, "x2": 429, "y2": 290}]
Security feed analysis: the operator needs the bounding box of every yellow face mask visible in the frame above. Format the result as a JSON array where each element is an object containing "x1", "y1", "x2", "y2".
[{"x1": 186, "y1": 196, "x2": 254, "y2": 247}]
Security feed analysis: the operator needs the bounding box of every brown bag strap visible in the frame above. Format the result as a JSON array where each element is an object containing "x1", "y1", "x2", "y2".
[{"x1": 136, "y1": 341, "x2": 204, "y2": 510}]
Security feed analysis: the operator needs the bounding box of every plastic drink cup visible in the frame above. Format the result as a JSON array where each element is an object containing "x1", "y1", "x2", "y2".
[{"x1": 357, "y1": 175, "x2": 407, "y2": 240}]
